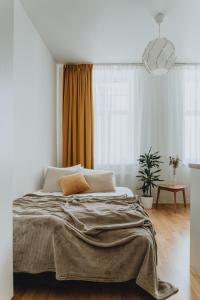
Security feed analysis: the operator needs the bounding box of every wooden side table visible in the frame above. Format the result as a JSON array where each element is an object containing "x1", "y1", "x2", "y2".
[{"x1": 156, "y1": 184, "x2": 187, "y2": 212}]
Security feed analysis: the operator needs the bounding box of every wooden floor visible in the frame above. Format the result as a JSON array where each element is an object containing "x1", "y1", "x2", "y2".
[{"x1": 14, "y1": 204, "x2": 200, "y2": 300}]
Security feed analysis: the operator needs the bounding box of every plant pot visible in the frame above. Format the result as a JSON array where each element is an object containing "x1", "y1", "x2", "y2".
[{"x1": 140, "y1": 196, "x2": 154, "y2": 209}]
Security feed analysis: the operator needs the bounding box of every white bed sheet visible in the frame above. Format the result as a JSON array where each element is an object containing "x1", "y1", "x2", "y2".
[{"x1": 34, "y1": 186, "x2": 134, "y2": 198}]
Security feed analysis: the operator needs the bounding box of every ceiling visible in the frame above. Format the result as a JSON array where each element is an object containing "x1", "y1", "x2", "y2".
[{"x1": 19, "y1": 0, "x2": 200, "y2": 63}]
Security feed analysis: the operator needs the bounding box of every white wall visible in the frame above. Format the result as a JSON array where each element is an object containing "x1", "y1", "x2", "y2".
[
  {"x1": 0, "y1": 1, "x2": 14, "y2": 299},
  {"x1": 13, "y1": 0, "x2": 57, "y2": 197},
  {"x1": 0, "y1": 1, "x2": 57, "y2": 297}
]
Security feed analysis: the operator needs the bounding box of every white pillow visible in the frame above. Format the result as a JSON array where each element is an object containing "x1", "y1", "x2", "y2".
[
  {"x1": 81, "y1": 168, "x2": 112, "y2": 175},
  {"x1": 84, "y1": 172, "x2": 116, "y2": 193},
  {"x1": 42, "y1": 165, "x2": 82, "y2": 192},
  {"x1": 81, "y1": 168, "x2": 116, "y2": 186}
]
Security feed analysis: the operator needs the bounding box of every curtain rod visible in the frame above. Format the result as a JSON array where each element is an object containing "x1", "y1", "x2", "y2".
[
  {"x1": 93, "y1": 62, "x2": 200, "y2": 66},
  {"x1": 60, "y1": 62, "x2": 200, "y2": 66}
]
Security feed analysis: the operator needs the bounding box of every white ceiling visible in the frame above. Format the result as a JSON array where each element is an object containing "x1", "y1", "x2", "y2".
[{"x1": 19, "y1": 0, "x2": 200, "y2": 63}]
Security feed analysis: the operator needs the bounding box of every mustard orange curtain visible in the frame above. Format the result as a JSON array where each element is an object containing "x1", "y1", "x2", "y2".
[{"x1": 63, "y1": 64, "x2": 94, "y2": 168}]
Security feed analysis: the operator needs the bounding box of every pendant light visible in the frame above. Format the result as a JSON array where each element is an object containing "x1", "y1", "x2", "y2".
[{"x1": 142, "y1": 13, "x2": 176, "y2": 75}]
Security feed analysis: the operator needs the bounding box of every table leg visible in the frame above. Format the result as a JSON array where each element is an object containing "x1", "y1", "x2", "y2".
[
  {"x1": 174, "y1": 192, "x2": 177, "y2": 213},
  {"x1": 182, "y1": 188, "x2": 187, "y2": 208},
  {"x1": 156, "y1": 187, "x2": 161, "y2": 208}
]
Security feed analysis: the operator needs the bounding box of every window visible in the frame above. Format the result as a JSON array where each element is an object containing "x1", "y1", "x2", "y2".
[
  {"x1": 184, "y1": 68, "x2": 200, "y2": 162},
  {"x1": 93, "y1": 64, "x2": 200, "y2": 171},
  {"x1": 93, "y1": 65, "x2": 144, "y2": 167}
]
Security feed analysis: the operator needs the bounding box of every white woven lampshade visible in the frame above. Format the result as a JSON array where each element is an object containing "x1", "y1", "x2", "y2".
[{"x1": 142, "y1": 38, "x2": 176, "y2": 75}]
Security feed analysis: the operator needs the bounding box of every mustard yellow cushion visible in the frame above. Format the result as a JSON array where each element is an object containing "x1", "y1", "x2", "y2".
[{"x1": 58, "y1": 173, "x2": 90, "y2": 196}]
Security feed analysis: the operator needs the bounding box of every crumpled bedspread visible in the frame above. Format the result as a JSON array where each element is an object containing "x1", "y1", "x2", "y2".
[{"x1": 13, "y1": 193, "x2": 178, "y2": 299}]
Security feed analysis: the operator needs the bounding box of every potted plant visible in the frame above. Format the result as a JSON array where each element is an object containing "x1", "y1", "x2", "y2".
[{"x1": 136, "y1": 147, "x2": 163, "y2": 209}]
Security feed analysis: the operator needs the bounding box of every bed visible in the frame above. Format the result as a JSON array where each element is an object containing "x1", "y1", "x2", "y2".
[{"x1": 13, "y1": 187, "x2": 178, "y2": 299}]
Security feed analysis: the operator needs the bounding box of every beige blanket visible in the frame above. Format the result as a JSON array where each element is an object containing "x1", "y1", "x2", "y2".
[{"x1": 13, "y1": 194, "x2": 178, "y2": 299}]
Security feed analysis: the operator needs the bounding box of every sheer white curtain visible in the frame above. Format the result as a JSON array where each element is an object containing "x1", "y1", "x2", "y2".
[
  {"x1": 160, "y1": 66, "x2": 197, "y2": 162},
  {"x1": 182, "y1": 66, "x2": 200, "y2": 163},
  {"x1": 93, "y1": 64, "x2": 159, "y2": 191},
  {"x1": 93, "y1": 64, "x2": 200, "y2": 196},
  {"x1": 161, "y1": 66, "x2": 200, "y2": 190},
  {"x1": 159, "y1": 67, "x2": 190, "y2": 195}
]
